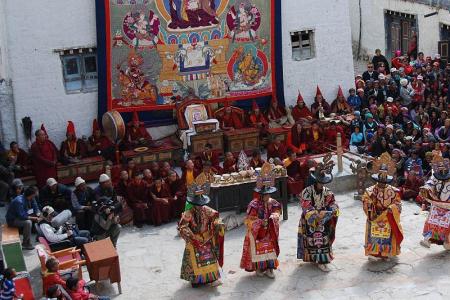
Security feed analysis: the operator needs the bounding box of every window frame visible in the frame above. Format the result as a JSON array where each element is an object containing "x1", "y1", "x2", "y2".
[
  {"x1": 290, "y1": 29, "x2": 315, "y2": 61},
  {"x1": 60, "y1": 49, "x2": 98, "y2": 94}
]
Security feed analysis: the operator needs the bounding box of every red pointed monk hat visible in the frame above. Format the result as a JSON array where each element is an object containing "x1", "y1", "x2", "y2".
[
  {"x1": 40, "y1": 123, "x2": 48, "y2": 137},
  {"x1": 316, "y1": 85, "x2": 323, "y2": 98},
  {"x1": 337, "y1": 86, "x2": 344, "y2": 98},
  {"x1": 132, "y1": 111, "x2": 140, "y2": 123},
  {"x1": 252, "y1": 100, "x2": 259, "y2": 110},
  {"x1": 66, "y1": 121, "x2": 76, "y2": 136},
  {"x1": 92, "y1": 119, "x2": 100, "y2": 135},
  {"x1": 297, "y1": 90, "x2": 304, "y2": 103}
]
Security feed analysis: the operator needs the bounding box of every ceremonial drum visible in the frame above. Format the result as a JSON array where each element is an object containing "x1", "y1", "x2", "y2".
[{"x1": 102, "y1": 110, "x2": 126, "y2": 144}]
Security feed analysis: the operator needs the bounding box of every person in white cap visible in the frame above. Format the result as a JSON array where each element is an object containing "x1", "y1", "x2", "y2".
[
  {"x1": 39, "y1": 178, "x2": 71, "y2": 214},
  {"x1": 38, "y1": 205, "x2": 91, "y2": 248},
  {"x1": 94, "y1": 174, "x2": 121, "y2": 210},
  {"x1": 399, "y1": 78, "x2": 414, "y2": 106},
  {"x1": 71, "y1": 177, "x2": 95, "y2": 230}
]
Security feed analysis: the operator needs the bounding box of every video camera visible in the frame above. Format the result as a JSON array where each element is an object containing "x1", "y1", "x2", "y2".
[{"x1": 92, "y1": 197, "x2": 119, "y2": 216}]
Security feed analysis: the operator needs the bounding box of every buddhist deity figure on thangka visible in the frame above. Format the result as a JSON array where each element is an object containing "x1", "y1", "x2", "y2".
[
  {"x1": 362, "y1": 152, "x2": 404, "y2": 262},
  {"x1": 418, "y1": 154, "x2": 450, "y2": 250},
  {"x1": 106, "y1": 0, "x2": 274, "y2": 111}
]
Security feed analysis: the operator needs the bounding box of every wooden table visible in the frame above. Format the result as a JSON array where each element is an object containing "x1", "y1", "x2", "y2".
[
  {"x1": 1, "y1": 225, "x2": 27, "y2": 272},
  {"x1": 209, "y1": 176, "x2": 289, "y2": 220},
  {"x1": 223, "y1": 128, "x2": 260, "y2": 154},
  {"x1": 83, "y1": 239, "x2": 121, "y2": 294},
  {"x1": 190, "y1": 131, "x2": 224, "y2": 155},
  {"x1": 267, "y1": 127, "x2": 290, "y2": 142},
  {"x1": 122, "y1": 143, "x2": 183, "y2": 169},
  {"x1": 57, "y1": 156, "x2": 105, "y2": 185}
]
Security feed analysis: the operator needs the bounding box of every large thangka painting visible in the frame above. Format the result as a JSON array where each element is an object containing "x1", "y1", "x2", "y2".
[{"x1": 104, "y1": 0, "x2": 274, "y2": 111}]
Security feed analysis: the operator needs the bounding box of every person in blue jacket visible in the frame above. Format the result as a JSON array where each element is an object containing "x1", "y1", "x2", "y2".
[{"x1": 5, "y1": 187, "x2": 40, "y2": 250}]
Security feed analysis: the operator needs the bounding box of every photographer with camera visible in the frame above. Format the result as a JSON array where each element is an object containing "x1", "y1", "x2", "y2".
[
  {"x1": 39, "y1": 206, "x2": 91, "y2": 248},
  {"x1": 91, "y1": 196, "x2": 121, "y2": 247}
]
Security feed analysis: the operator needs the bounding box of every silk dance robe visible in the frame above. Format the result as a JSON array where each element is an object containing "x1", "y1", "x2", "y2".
[
  {"x1": 362, "y1": 184, "x2": 404, "y2": 257},
  {"x1": 178, "y1": 206, "x2": 224, "y2": 284},
  {"x1": 297, "y1": 185, "x2": 339, "y2": 264},
  {"x1": 419, "y1": 177, "x2": 450, "y2": 247},
  {"x1": 240, "y1": 198, "x2": 281, "y2": 272}
]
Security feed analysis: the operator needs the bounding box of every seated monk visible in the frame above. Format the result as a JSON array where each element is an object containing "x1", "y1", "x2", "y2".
[
  {"x1": 223, "y1": 152, "x2": 237, "y2": 174},
  {"x1": 167, "y1": 170, "x2": 186, "y2": 218},
  {"x1": 7, "y1": 141, "x2": 30, "y2": 177},
  {"x1": 289, "y1": 123, "x2": 311, "y2": 155},
  {"x1": 125, "y1": 111, "x2": 152, "y2": 149},
  {"x1": 115, "y1": 170, "x2": 129, "y2": 200},
  {"x1": 331, "y1": 86, "x2": 352, "y2": 115},
  {"x1": 324, "y1": 120, "x2": 347, "y2": 148},
  {"x1": 267, "y1": 97, "x2": 294, "y2": 128},
  {"x1": 310, "y1": 120, "x2": 325, "y2": 154},
  {"x1": 60, "y1": 121, "x2": 87, "y2": 164},
  {"x1": 267, "y1": 135, "x2": 288, "y2": 160},
  {"x1": 149, "y1": 177, "x2": 173, "y2": 226},
  {"x1": 159, "y1": 162, "x2": 172, "y2": 180},
  {"x1": 402, "y1": 167, "x2": 424, "y2": 203},
  {"x1": 142, "y1": 169, "x2": 154, "y2": 187},
  {"x1": 283, "y1": 150, "x2": 304, "y2": 196},
  {"x1": 219, "y1": 103, "x2": 244, "y2": 131},
  {"x1": 181, "y1": 159, "x2": 200, "y2": 187},
  {"x1": 311, "y1": 86, "x2": 331, "y2": 119},
  {"x1": 150, "y1": 161, "x2": 161, "y2": 178},
  {"x1": 249, "y1": 150, "x2": 265, "y2": 169},
  {"x1": 88, "y1": 119, "x2": 115, "y2": 161},
  {"x1": 249, "y1": 101, "x2": 269, "y2": 130},
  {"x1": 122, "y1": 158, "x2": 139, "y2": 181},
  {"x1": 199, "y1": 143, "x2": 222, "y2": 174},
  {"x1": 291, "y1": 91, "x2": 313, "y2": 121},
  {"x1": 127, "y1": 172, "x2": 152, "y2": 228}
]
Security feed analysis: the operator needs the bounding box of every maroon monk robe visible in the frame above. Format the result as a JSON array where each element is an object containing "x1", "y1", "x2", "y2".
[
  {"x1": 88, "y1": 135, "x2": 113, "y2": 154},
  {"x1": 60, "y1": 139, "x2": 87, "y2": 159},
  {"x1": 127, "y1": 179, "x2": 152, "y2": 224},
  {"x1": 149, "y1": 184, "x2": 173, "y2": 226},
  {"x1": 268, "y1": 106, "x2": 287, "y2": 121},
  {"x1": 168, "y1": 177, "x2": 186, "y2": 218},
  {"x1": 220, "y1": 112, "x2": 244, "y2": 130},
  {"x1": 126, "y1": 124, "x2": 152, "y2": 147},
  {"x1": 291, "y1": 105, "x2": 313, "y2": 121},
  {"x1": 30, "y1": 140, "x2": 58, "y2": 188},
  {"x1": 267, "y1": 142, "x2": 288, "y2": 160},
  {"x1": 284, "y1": 159, "x2": 304, "y2": 195},
  {"x1": 249, "y1": 158, "x2": 265, "y2": 169},
  {"x1": 116, "y1": 179, "x2": 129, "y2": 199},
  {"x1": 223, "y1": 158, "x2": 237, "y2": 174},
  {"x1": 249, "y1": 113, "x2": 268, "y2": 128},
  {"x1": 200, "y1": 150, "x2": 222, "y2": 174}
]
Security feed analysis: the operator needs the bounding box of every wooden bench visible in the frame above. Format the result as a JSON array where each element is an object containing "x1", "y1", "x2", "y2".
[{"x1": 1, "y1": 224, "x2": 27, "y2": 272}]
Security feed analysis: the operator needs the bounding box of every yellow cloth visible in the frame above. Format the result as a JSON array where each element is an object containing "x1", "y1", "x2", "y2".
[
  {"x1": 313, "y1": 131, "x2": 319, "y2": 141},
  {"x1": 186, "y1": 170, "x2": 194, "y2": 186},
  {"x1": 283, "y1": 158, "x2": 292, "y2": 168}
]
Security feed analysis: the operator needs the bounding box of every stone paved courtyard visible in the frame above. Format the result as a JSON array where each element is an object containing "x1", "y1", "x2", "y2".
[{"x1": 23, "y1": 192, "x2": 450, "y2": 300}]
